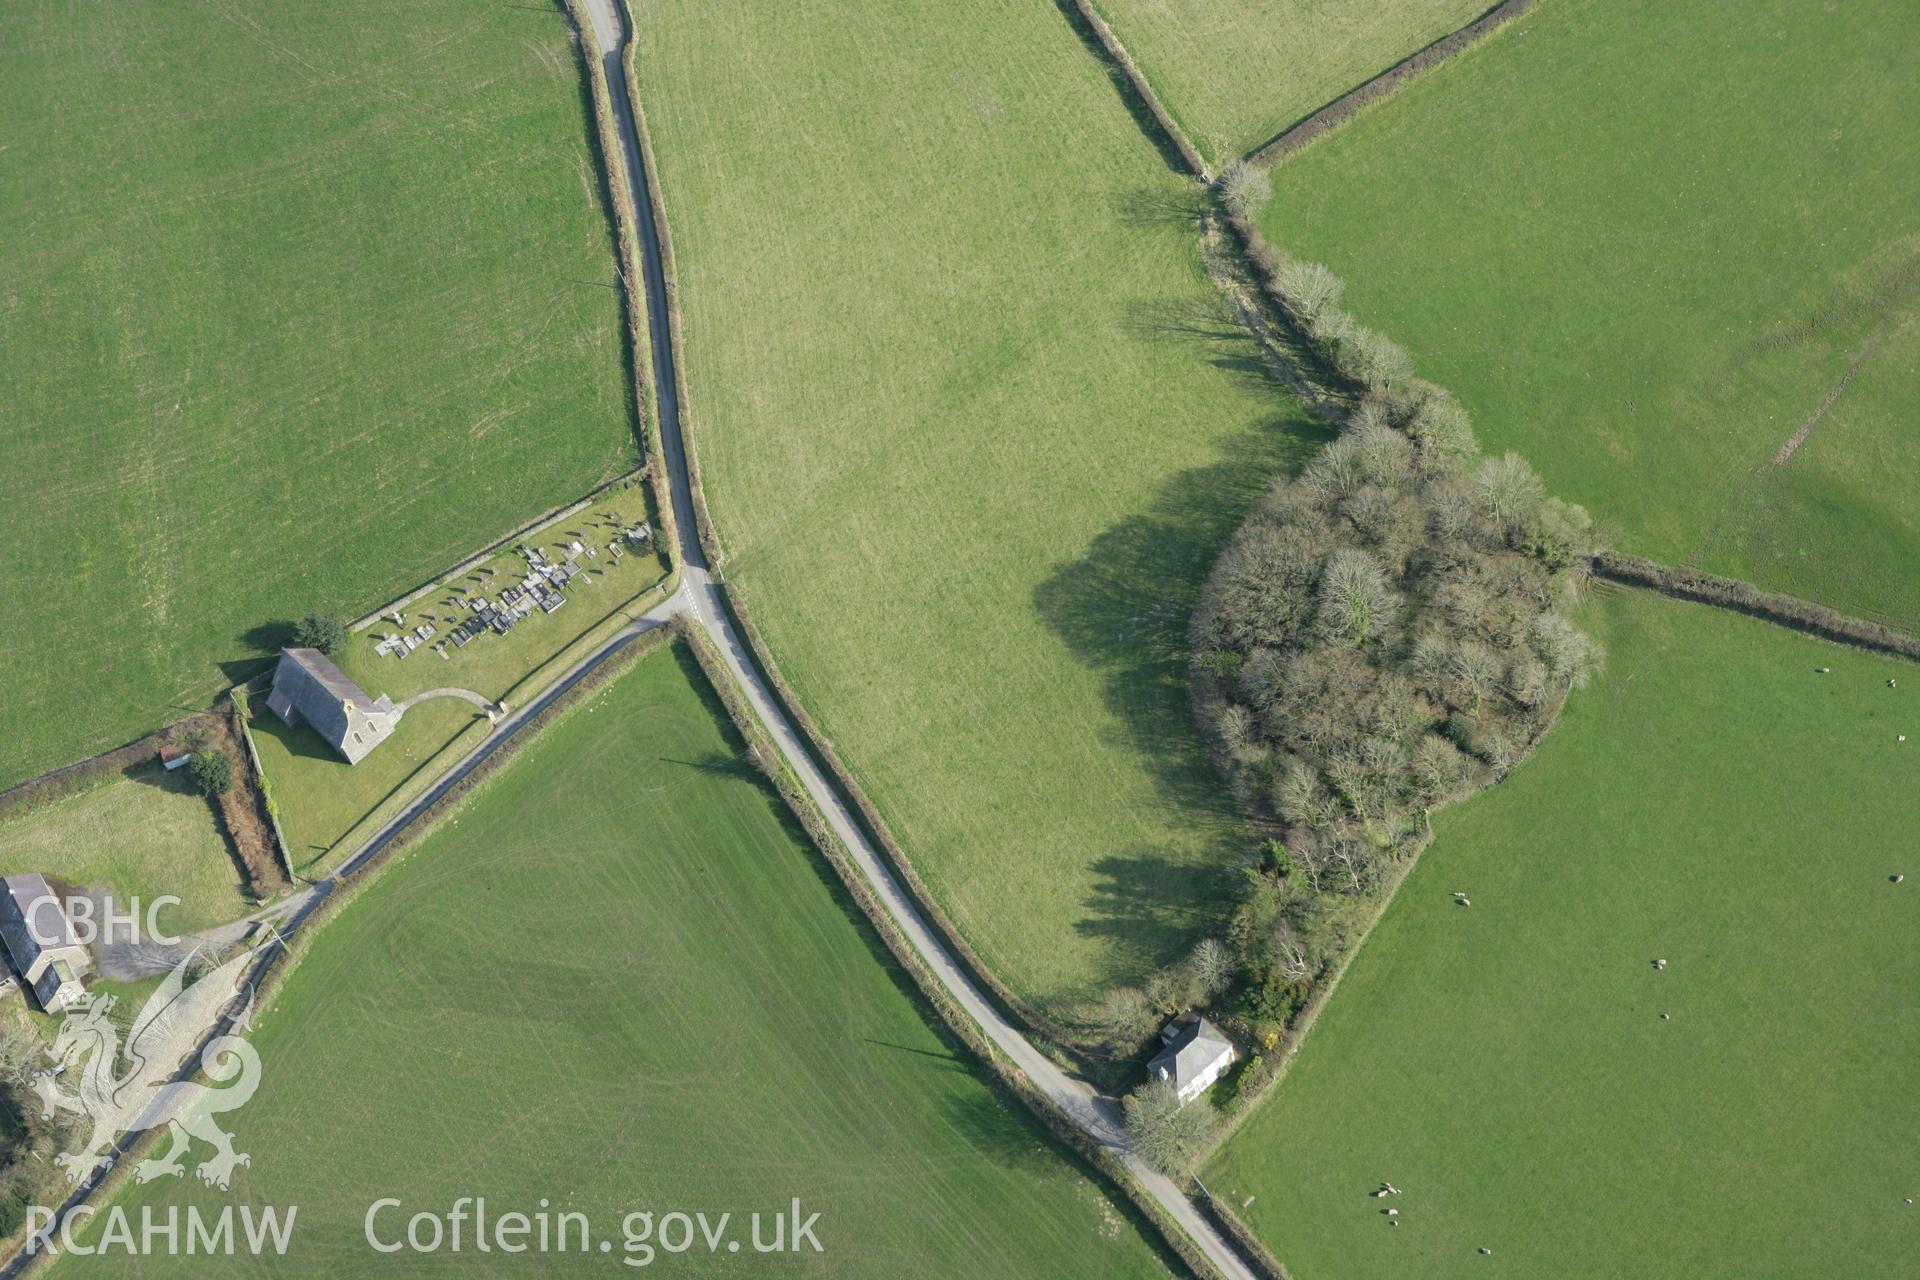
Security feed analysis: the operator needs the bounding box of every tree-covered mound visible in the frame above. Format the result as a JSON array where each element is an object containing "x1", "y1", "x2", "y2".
[{"x1": 1193, "y1": 383, "x2": 1601, "y2": 910}]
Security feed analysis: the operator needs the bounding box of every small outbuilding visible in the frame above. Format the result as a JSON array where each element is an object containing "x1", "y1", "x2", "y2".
[
  {"x1": 0, "y1": 874, "x2": 90, "y2": 1013},
  {"x1": 1147, "y1": 1014, "x2": 1236, "y2": 1105}
]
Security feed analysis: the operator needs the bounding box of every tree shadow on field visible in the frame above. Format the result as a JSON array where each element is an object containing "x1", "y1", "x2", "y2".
[
  {"x1": 1076, "y1": 850, "x2": 1239, "y2": 980},
  {"x1": 1113, "y1": 184, "x2": 1209, "y2": 231},
  {"x1": 661, "y1": 750, "x2": 761, "y2": 784},
  {"x1": 1123, "y1": 295, "x2": 1311, "y2": 400},
  {"x1": 217, "y1": 620, "x2": 295, "y2": 685},
  {"x1": 1033, "y1": 302, "x2": 1334, "y2": 978},
  {"x1": 942, "y1": 1089, "x2": 1070, "y2": 1176}
]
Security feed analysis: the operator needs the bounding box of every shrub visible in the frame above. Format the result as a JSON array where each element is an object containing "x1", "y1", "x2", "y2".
[
  {"x1": 1273, "y1": 259, "x2": 1345, "y2": 332},
  {"x1": 1216, "y1": 160, "x2": 1272, "y2": 218},
  {"x1": 1438, "y1": 711, "x2": 1477, "y2": 752},
  {"x1": 189, "y1": 749, "x2": 234, "y2": 797},
  {"x1": 1122, "y1": 1080, "x2": 1214, "y2": 1174},
  {"x1": 292, "y1": 614, "x2": 347, "y2": 654},
  {"x1": 1088, "y1": 985, "x2": 1157, "y2": 1050},
  {"x1": 1239, "y1": 970, "x2": 1309, "y2": 1028},
  {"x1": 1333, "y1": 324, "x2": 1415, "y2": 387}
]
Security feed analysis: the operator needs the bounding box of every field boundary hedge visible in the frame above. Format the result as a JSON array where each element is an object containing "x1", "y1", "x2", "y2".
[
  {"x1": 1194, "y1": 1183, "x2": 1293, "y2": 1280},
  {"x1": 229, "y1": 687, "x2": 296, "y2": 886},
  {"x1": 677, "y1": 624, "x2": 1227, "y2": 1280},
  {"x1": 1592, "y1": 551, "x2": 1920, "y2": 663},
  {"x1": 248, "y1": 623, "x2": 677, "y2": 1016},
  {"x1": 1245, "y1": 0, "x2": 1538, "y2": 169},
  {"x1": 0, "y1": 701, "x2": 288, "y2": 901},
  {"x1": 616, "y1": 29, "x2": 725, "y2": 568},
  {"x1": 0, "y1": 722, "x2": 193, "y2": 824},
  {"x1": 346, "y1": 466, "x2": 647, "y2": 634},
  {"x1": 716, "y1": 585, "x2": 1101, "y2": 1068},
  {"x1": 1061, "y1": 0, "x2": 1209, "y2": 178},
  {"x1": 567, "y1": 0, "x2": 688, "y2": 583}
]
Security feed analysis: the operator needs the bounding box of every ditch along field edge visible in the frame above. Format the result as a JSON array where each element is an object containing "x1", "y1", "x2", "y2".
[
  {"x1": 240, "y1": 2, "x2": 675, "y2": 885},
  {"x1": 1143, "y1": 118, "x2": 1920, "y2": 1280},
  {"x1": 1591, "y1": 552, "x2": 1920, "y2": 664},
  {"x1": 1064, "y1": 0, "x2": 1209, "y2": 178},
  {"x1": 1066, "y1": 0, "x2": 1539, "y2": 181},
  {"x1": 594, "y1": 0, "x2": 1068, "y2": 1068},
  {"x1": 261, "y1": 569, "x2": 676, "y2": 882},
  {"x1": 603, "y1": 4, "x2": 1237, "y2": 1270},
  {"x1": 0, "y1": 703, "x2": 286, "y2": 907}
]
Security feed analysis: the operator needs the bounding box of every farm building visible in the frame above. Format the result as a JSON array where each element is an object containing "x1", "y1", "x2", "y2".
[
  {"x1": 0, "y1": 874, "x2": 90, "y2": 1013},
  {"x1": 1148, "y1": 1015, "x2": 1235, "y2": 1105},
  {"x1": 265, "y1": 647, "x2": 402, "y2": 765}
]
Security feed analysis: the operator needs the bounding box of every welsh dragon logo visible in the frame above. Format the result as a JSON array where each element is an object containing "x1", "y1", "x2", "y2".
[{"x1": 31, "y1": 950, "x2": 262, "y2": 1190}]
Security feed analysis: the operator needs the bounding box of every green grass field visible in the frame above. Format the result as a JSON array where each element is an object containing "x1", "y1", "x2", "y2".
[
  {"x1": 1089, "y1": 0, "x2": 1489, "y2": 167},
  {"x1": 1204, "y1": 587, "x2": 1920, "y2": 1279},
  {"x1": 0, "y1": 0, "x2": 637, "y2": 789},
  {"x1": 632, "y1": 0, "x2": 1323, "y2": 1021},
  {"x1": 1255, "y1": 0, "x2": 1920, "y2": 626},
  {"x1": 329, "y1": 481, "x2": 665, "y2": 709},
  {"x1": 252, "y1": 695, "x2": 481, "y2": 876},
  {"x1": 0, "y1": 764, "x2": 249, "y2": 934},
  {"x1": 252, "y1": 483, "x2": 666, "y2": 875},
  {"x1": 49, "y1": 644, "x2": 1174, "y2": 1277}
]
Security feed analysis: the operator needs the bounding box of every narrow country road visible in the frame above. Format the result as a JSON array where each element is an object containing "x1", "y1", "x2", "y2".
[
  {"x1": 578, "y1": 2, "x2": 1259, "y2": 1276},
  {"x1": 7, "y1": 6, "x2": 1258, "y2": 1276}
]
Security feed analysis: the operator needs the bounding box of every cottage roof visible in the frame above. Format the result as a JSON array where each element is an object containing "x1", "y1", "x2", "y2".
[{"x1": 1147, "y1": 1016, "x2": 1234, "y2": 1094}]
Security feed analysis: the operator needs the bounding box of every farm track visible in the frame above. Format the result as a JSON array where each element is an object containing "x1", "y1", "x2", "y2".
[{"x1": 3, "y1": 2, "x2": 1261, "y2": 1277}]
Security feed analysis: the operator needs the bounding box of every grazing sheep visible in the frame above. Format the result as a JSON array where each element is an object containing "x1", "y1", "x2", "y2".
[
  {"x1": 1817, "y1": 667, "x2": 1831, "y2": 674},
  {"x1": 1660, "y1": 1012, "x2": 1670, "y2": 1020},
  {"x1": 1895, "y1": 875, "x2": 1906, "y2": 884},
  {"x1": 1479, "y1": 1246, "x2": 1492, "y2": 1255},
  {"x1": 1654, "y1": 959, "x2": 1667, "y2": 969}
]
